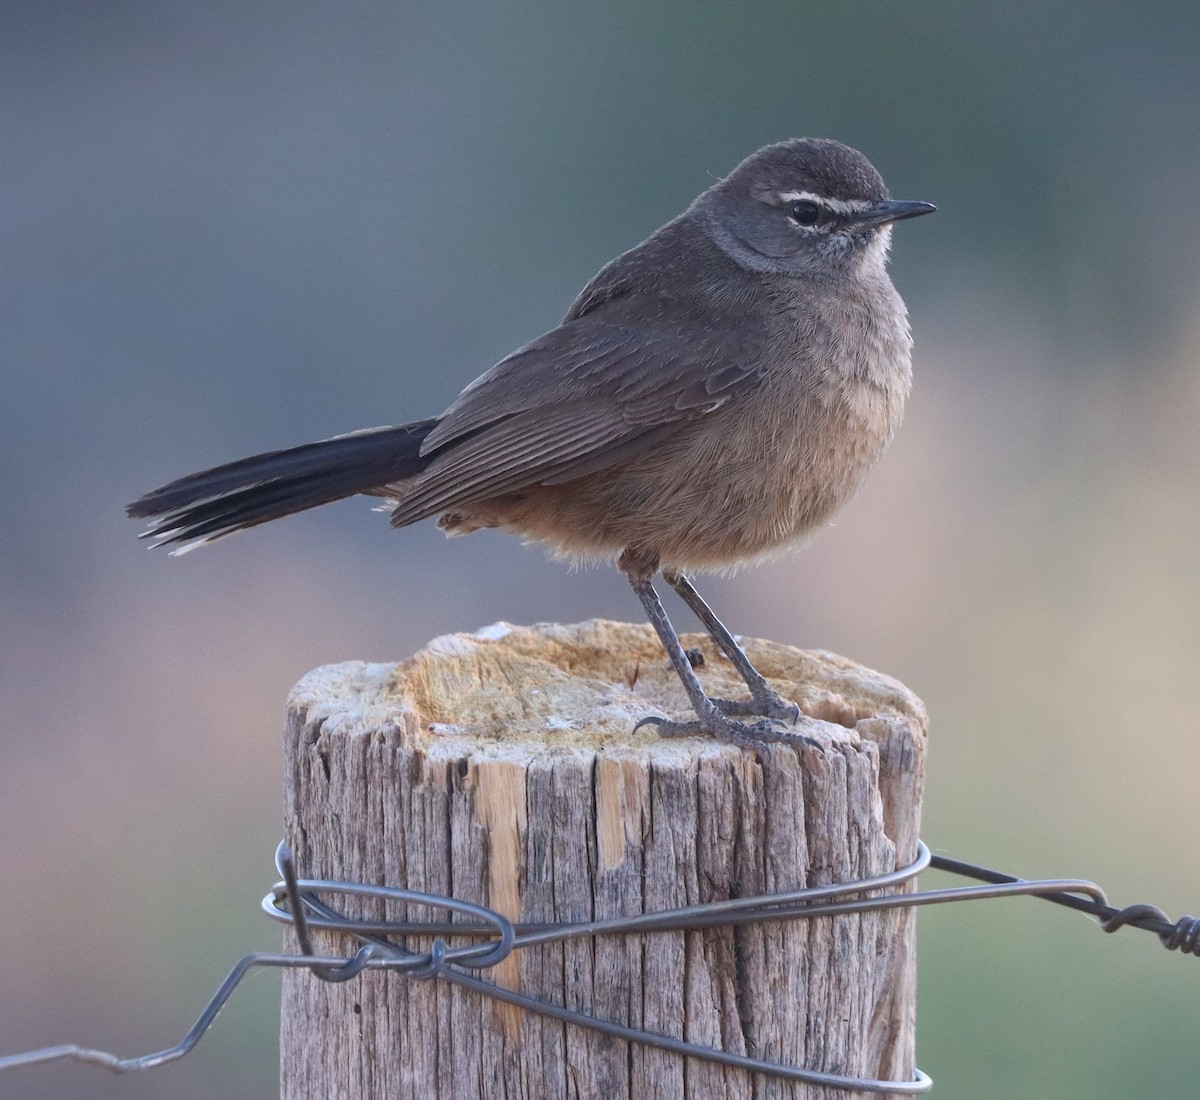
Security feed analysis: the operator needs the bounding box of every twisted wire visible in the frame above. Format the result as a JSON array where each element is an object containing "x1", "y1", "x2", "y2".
[{"x1": 1, "y1": 840, "x2": 1193, "y2": 1092}]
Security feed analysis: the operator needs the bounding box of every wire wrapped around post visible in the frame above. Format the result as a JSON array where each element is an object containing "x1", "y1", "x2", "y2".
[{"x1": 279, "y1": 619, "x2": 928, "y2": 1099}]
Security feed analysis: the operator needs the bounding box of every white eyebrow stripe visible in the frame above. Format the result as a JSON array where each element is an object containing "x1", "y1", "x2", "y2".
[{"x1": 777, "y1": 191, "x2": 872, "y2": 216}]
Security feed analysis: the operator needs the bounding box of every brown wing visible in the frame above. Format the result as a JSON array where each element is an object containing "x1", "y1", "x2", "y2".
[{"x1": 388, "y1": 316, "x2": 766, "y2": 526}]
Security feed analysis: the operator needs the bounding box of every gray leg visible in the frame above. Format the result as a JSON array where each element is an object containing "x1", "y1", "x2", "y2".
[
  {"x1": 619, "y1": 552, "x2": 815, "y2": 750},
  {"x1": 662, "y1": 570, "x2": 802, "y2": 723}
]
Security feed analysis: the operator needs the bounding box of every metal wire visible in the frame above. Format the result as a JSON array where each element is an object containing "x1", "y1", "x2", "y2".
[{"x1": 1, "y1": 840, "x2": 1194, "y2": 1092}]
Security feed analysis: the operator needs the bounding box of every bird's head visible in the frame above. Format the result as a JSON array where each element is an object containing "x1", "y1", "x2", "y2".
[{"x1": 693, "y1": 138, "x2": 935, "y2": 277}]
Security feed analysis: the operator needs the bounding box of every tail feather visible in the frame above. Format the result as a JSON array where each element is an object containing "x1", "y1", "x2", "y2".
[{"x1": 128, "y1": 419, "x2": 438, "y2": 549}]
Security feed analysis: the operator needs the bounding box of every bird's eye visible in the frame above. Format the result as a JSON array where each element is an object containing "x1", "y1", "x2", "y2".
[{"x1": 789, "y1": 200, "x2": 822, "y2": 226}]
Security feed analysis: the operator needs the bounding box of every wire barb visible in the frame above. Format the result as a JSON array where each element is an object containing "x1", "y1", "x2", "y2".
[
  {"x1": 1099, "y1": 904, "x2": 1200, "y2": 955},
  {"x1": 1, "y1": 841, "x2": 1194, "y2": 1091}
]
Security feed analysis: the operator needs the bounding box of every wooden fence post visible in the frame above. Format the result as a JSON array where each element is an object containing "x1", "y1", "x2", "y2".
[{"x1": 279, "y1": 619, "x2": 927, "y2": 1099}]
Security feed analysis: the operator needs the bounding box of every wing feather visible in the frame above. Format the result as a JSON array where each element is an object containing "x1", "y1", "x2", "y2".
[
  {"x1": 391, "y1": 318, "x2": 767, "y2": 526},
  {"x1": 390, "y1": 402, "x2": 650, "y2": 525},
  {"x1": 396, "y1": 221, "x2": 776, "y2": 527}
]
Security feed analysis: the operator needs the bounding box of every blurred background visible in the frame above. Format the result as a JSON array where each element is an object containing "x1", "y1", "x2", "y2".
[{"x1": 2, "y1": 1, "x2": 1198, "y2": 1096}]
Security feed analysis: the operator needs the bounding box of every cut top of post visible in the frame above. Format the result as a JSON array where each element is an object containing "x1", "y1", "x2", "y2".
[{"x1": 289, "y1": 617, "x2": 926, "y2": 758}]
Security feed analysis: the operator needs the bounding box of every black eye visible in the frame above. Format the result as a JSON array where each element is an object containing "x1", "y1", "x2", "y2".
[{"x1": 789, "y1": 200, "x2": 821, "y2": 226}]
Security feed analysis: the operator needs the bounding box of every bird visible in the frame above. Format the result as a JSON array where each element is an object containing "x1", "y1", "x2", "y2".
[{"x1": 128, "y1": 138, "x2": 935, "y2": 750}]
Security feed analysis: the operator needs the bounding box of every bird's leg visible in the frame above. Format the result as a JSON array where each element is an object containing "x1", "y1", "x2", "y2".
[
  {"x1": 619, "y1": 551, "x2": 815, "y2": 750},
  {"x1": 662, "y1": 570, "x2": 802, "y2": 724}
]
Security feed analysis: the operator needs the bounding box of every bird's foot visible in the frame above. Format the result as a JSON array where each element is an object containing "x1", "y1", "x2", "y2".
[
  {"x1": 633, "y1": 708, "x2": 820, "y2": 751},
  {"x1": 710, "y1": 687, "x2": 802, "y2": 725}
]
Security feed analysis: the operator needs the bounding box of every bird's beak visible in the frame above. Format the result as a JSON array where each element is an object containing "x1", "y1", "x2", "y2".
[{"x1": 849, "y1": 199, "x2": 937, "y2": 229}]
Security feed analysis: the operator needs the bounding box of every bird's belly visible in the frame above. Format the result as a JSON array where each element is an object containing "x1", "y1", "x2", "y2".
[
  {"x1": 458, "y1": 372, "x2": 904, "y2": 572},
  {"x1": 636, "y1": 386, "x2": 896, "y2": 568}
]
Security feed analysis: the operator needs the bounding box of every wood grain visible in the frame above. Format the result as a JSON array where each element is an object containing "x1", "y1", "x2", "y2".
[{"x1": 279, "y1": 619, "x2": 927, "y2": 1099}]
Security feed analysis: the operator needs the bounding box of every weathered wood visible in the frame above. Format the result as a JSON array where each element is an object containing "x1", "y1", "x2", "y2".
[{"x1": 279, "y1": 619, "x2": 927, "y2": 1099}]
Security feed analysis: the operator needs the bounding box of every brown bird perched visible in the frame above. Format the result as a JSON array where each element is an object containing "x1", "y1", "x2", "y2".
[{"x1": 128, "y1": 138, "x2": 934, "y2": 749}]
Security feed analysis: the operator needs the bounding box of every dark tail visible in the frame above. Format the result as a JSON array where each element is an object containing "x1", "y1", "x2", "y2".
[{"x1": 127, "y1": 419, "x2": 438, "y2": 550}]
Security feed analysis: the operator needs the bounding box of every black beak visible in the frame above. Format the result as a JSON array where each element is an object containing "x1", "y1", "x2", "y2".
[{"x1": 849, "y1": 199, "x2": 937, "y2": 230}]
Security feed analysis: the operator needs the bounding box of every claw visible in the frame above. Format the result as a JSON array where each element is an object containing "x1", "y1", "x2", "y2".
[
  {"x1": 632, "y1": 709, "x2": 821, "y2": 751},
  {"x1": 632, "y1": 714, "x2": 668, "y2": 735}
]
